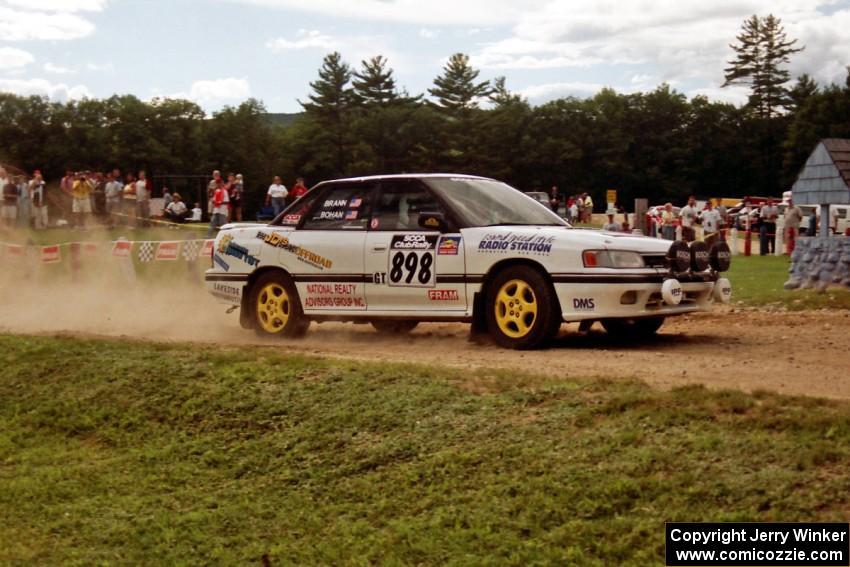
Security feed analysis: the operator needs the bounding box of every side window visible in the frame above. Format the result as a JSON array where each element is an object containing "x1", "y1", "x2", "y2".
[
  {"x1": 372, "y1": 180, "x2": 445, "y2": 231},
  {"x1": 301, "y1": 184, "x2": 373, "y2": 231},
  {"x1": 274, "y1": 189, "x2": 322, "y2": 226}
]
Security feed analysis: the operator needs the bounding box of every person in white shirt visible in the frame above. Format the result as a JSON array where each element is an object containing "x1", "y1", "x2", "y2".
[
  {"x1": 189, "y1": 202, "x2": 203, "y2": 222},
  {"x1": 29, "y1": 171, "x2": 48, "y2": 229},
  {"x1": 602, "y1": 210, "x2": 621, "y2": 232},
  {"x1": 759, "y1": 198, "x2": 779, "y2": 255},
  {"x1": 266, "y1": 176, "x2": 288, "y2": 217},
  {"x1": 135, "y1": 170, "x2": 151, "y2": 227},
  {"x1": 164, "y1": 193, "x2": 189, "y2": 224},
  {"x1": 699, "y1": 201, "x2": 722, "y2": 245},
  {"x1": 679, "y1": 196, "x2": 698, "y2": 242}
]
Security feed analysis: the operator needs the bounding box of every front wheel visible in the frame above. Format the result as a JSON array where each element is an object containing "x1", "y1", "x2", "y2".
[
  {"x1": 485, "y1": 265, "x2": 560, "y2": 349},
  {"x1": 249, "y1": 271, "x2": 309, "y2": 338},
  {"x1": 601, "y1": 317, "x2": 665, "y2": 338},
  {"x1": 371, "y1": 320, "x2": 419, "y2": 334}
]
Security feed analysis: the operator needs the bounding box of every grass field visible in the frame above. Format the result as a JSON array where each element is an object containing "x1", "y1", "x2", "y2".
[{"x1": 2, "y1": 334, "x2": 850, "y2": 565}]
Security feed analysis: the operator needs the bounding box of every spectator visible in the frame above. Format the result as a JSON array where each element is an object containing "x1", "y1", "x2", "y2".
[
  {"x1": 60, "y1": 169, "x2": 74, "y2": 196},
  {"x1": 123, "y1": 173, "x2": 137, "y2": 220},
  {"x1": 231, "y1": 173, "x2": 244, "y2": 222},
  {"x1": 699, "y1": 200, "x2": 722, "y2": 245},
  {"x1": 224, "y1": 173, "x2": 236, "y2": 221},
  {"x1": 29, "y1": 171, "x2": 48, "y2": 229},
  {"x1": 679, "y1": 196, "x2": 698, "y2": 242},
  {"x1": 289, "y1": 176, "x2": 308, "y2": 203},
  {"x1": 565, "y1": 196, "x2": 575, "y2": 223},
  {"x1": 135, "y1": 170, "x2": 151, "y2": 228},
  {"x1": 266, "y1": 175, "x2": 288, "y2": 217},
  {"x1": 549, "y1": 185, "x2": 559, "y2": 213},
  {"x1": 207, "y1": 180, "x2": 230, "y2": 236},
  {"x1": 582, "y1": 192, "x2": 594, "y2": 223},
  {"x1": 16, "y1": 175, "x2": 31, "y2": 229},
  {"x1": 783, "y1": 198, "x2": 803, "y2": 254},
  {"x1": 621, "y1": 212, "x2": 630, "y2": 233},
  {"x1": 714, "y1": 198, "x2": 728, "y2": 237},
  {"x1": 2, "y1": 173, "x2": 17, "y2": 228},
  {"x1": 208, "y1": 170, "x2": 223, "y2": 217},
  {"x1": 661, "y1": 203, "x2": 676, "y2": 240},
  {"x1": 189, "y1": 202, "x2": 203, "y2": 222},
  {"x1": 569, "y1": 199, "x2": 579, "y2": 224},
  {"x1": 759, "y1": 197, "x2": 778, "y2": 255},
  {"x1": 104, "y1": 172, "x2": 123, "y2": 225},
  {"x1": 164, "y1": 193, "x2": 189, "y2": 224},
  {"x1": 602, "y1": 209, "x2": 621, "y2": 232},
  {"x1": 71, "y1": 171, "x2": 92, "y2": 228},
  {"x1": 162, "y1": 186, "x2": 173, "y2": 209}
]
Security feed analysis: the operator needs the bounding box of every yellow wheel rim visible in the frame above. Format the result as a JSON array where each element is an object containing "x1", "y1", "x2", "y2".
[
  {"x1": 256, "y1": 282, "x2": 291, "y2": 333},
  {"x1": 494, "y1": 279, "x2": 538, "y2": 338}
]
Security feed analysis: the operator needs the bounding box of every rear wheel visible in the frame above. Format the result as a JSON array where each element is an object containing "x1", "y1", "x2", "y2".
[
  {"x1": 371, "y1": 320, "x2": 419, "y2": 334},
  {"x1": 249, "y1": 271, "x2": 309, "y2": 338},
  {"x1": 601, "y1": 316, "x2": 665, "y2": 337},
  {"x1": 486, "y1": 265, "x2": 560, "y2": 349}
]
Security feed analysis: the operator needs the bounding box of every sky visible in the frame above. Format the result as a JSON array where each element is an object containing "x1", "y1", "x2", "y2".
[{"x1": 1, "y1": 0, "x2": 849, "y2": 113}]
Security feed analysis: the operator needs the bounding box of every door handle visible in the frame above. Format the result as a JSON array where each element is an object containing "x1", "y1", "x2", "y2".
[{"x1": 372, "y1": 245, "x2": 387, "y2": 251}]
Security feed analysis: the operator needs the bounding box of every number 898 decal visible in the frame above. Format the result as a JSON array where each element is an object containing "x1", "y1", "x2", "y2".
[{"x1": 388, "y1": 234, "x2": 438, "y2": 287}]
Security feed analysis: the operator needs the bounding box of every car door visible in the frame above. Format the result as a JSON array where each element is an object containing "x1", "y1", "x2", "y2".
[
  {"x1": 287, "y1": 182, "x2": 375, "y2": 313},
  {"x1": 364, "y1": 179, "x2": 467, "y2": 312}
]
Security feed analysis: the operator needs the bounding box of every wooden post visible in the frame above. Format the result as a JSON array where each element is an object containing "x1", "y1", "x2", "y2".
[{"x1": 634, "y1": 198, "x2": 648, "y2": 235}]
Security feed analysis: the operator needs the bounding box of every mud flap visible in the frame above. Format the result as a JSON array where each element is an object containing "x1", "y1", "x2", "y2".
[{"x1": 468, "y1": 291, "x2": 488, "y2": 341}]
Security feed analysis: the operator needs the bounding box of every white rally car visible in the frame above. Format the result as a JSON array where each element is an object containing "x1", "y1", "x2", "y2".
[{"x1": 205, "y1": 174, "x2": 732, "y2": 349}]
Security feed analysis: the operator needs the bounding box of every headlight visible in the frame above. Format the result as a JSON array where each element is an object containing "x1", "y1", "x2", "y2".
[{"x1": 582, "y1": 250, "x2": 645, "y2": 268}]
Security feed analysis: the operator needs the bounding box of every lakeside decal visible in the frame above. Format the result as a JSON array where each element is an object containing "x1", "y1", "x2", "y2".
[
  {"x1": 391, "y1": 234, "x2": 438, "y2": 250},
  {"x1": 477, "y1": 232, "x2": 555, "y2": 255},
  {"x1": 428, "y1": 289, "x2": 459, "y2": 301},
  {"x1": 212, "y1": 282, "x2": 241, "y2": 301},
  {"x1": 218, "y1": 234, "x2": 259, "y2": 267},
  {"x1": 303, "y1": 283, "x2": 366, "y2": 309},
  {"x1": 437, "y1": 236, "x2": 461, "y2": 255},
  {"x1": 256, "y1": 231, "x2": 333, "y2": 270}
]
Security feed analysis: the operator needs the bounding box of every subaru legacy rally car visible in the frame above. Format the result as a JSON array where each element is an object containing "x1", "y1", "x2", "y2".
[{"x1": 205, "y1": 174, "x2": 731, "y2": 349}]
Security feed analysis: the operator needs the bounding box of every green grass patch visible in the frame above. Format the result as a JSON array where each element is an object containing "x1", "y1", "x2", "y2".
[
  {"x1": 727, "y1": 254, "x2": 850, "y2": 310},
  {"x1": 2, "y1": 334, "x2": 850, "y2": 565}
]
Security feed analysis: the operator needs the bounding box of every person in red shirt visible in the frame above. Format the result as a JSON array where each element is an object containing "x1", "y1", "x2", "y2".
[{"x1": 288, "y1": 177, "x2": 308, "y2": 203}]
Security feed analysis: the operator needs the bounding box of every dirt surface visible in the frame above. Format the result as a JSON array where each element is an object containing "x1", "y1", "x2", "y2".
[{"x1": 2, "y1": 280, "x2": 850, "y2": 400}]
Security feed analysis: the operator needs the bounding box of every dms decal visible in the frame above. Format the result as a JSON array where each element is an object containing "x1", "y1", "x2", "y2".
[
  {"x1": 437, "y1": 236, "x2": 461, "y2": 255},
  {"x1": 477, "y1": 232, "x2": 555, "y2": 255},
  {"x1": 304, "y1": 283, "x2": 366, "y2": 308},
  {"x1": 572, "y1": 297, "x2": 596, "y2": 310},
  {"x1": 427, "y1": 289, "x2": 459, "y2": 301},
  {"x1": 256, "y1": 231, "x2": 333, "y2": 270},
  {"x1": 391, "y1": 234, "x2": 438, "y2": 250}
]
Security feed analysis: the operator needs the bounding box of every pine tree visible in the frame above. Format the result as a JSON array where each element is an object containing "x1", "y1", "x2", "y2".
[
  {"x1": 789, "y1": 74, "x2": 818, "y2": 111},
  {"x1": 299, "y1": 52, "x2": 353, "y2": 175},
  {"x1": 429, "y1": 53, "x2": 491, "y2": 112},
  {"x1": 488, "y1": 76, "x2": 522, "y2": 107},
  {"x1": 723, "y1": 14, "x2": 803, "y2": 118}
]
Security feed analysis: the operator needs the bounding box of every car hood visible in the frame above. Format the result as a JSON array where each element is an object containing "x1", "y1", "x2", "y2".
[{"x1": 466, "y1": 225, "x2": 672, "y2": 254}]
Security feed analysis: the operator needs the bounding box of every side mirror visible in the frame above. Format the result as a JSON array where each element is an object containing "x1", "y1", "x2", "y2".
[{"x1": 418, "y1": 211, "x2": 447, "y2": 231}]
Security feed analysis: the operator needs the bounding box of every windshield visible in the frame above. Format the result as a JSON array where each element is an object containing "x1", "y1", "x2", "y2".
[{"x1": 427, "y1": 178, "x2": 569, "y2": 227}]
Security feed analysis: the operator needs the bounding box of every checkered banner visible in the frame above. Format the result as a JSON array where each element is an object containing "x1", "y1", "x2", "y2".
[
  {"x1": 1, "y1": 238, "x2": 216, "y2": 265},
  {"x1": 137, "y1": 241, "x2": 155, "y2": 263}
]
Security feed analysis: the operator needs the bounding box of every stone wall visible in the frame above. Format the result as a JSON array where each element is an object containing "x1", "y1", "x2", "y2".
[{"x1": 785, "y1": 236, "x2": 850, "y2": 291}]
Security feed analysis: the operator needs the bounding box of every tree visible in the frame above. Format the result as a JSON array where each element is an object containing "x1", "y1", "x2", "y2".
[
  {"x1": 300, "y1": 52, "x2": 354, "y2": 175},
  {"x1": 723, "y1": 14, "x2": 804, "y2": 118},
  {"x1": 789, "y1": 74, "x2": 819, "y2": 111},
  {"x1": 428, "y1": 53, "x2": 491, "y2": 112},
  {"x1": 352, "y1": 56, "x2": 419, "y2": 107}
]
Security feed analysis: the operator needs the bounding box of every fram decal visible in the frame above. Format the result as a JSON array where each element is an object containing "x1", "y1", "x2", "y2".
[
  {"x1": 478, "y1": 232, "x2": 555, "y2": 255},
  {"x1": 572, "y1": 297, "x2": 595, "y2": 310},
  {"x1": 213, "y1": 254, "x2": 230, "y2": 271},
  {"x1": 428, "y1": 289, "x2": 459, "y2": 301},
  {"x1": 437, "y1": 236, "x2": 461, "y2": 255},
  {"x1": 391, "y1": 234, "x2": 438, "y2": 250}
]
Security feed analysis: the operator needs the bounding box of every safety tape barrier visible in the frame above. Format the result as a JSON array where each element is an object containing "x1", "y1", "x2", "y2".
[{"x1": 0, "y1": 239, "x2": 214, "y2": 265}]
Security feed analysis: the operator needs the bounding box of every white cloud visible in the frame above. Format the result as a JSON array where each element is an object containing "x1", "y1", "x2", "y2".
[
  {"x1": 418, "y1": 28, "x2": 440, "y2": 39},
  {"x1": 266, "y1": 29, "x2": 335, "y2": 51},
  {"x1": 85, "y1": 62, "x2": 113, "y2": 72},
  {"x1": 0, "y1": 0, "x2": 105, "y2": 41},
  {"x1": 163, "y1": 78, "x2": 252, "y2": 106},
  {"x1": 44, "y1": 62, "x2": 76, "y2": 74},
  {"x1": 0, "y1": 46, "x2": 33, "y2": 70},
  {"x1": 0, "y1": 77, "x2": 91, "y2": 100},
  {"x1": 235, "y1": 0, "x2": 546, "y2": 26},
  {"x1": 517, "y1": 81, "x2": 607, "y2": 102}
]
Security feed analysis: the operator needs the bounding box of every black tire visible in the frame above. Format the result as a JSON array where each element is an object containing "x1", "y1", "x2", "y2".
[
  {"x1": 248, "y1": 271, "x2": 309, "y2": 338},
  {"x1": 601, "y1": 316, "x2": 665, "y2": 337},
  {"x1": 485, "y1": 265, "x2": 561, "y2": 349},
  {"x1": 371, "y1": 320, "x2": 419, "y2": 334}
]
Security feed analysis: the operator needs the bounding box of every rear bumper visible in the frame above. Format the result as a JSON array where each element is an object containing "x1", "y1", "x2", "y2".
[{"x1": 205, "y1": 271, "x2": 249, "y2": 305}]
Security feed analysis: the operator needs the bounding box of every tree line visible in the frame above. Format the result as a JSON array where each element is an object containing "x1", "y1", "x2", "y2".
[{"x1": 1, "y1": 14, "x2": 849, "y2": 216}]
